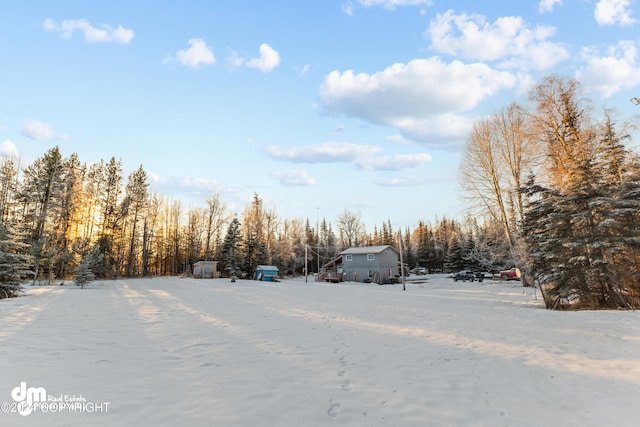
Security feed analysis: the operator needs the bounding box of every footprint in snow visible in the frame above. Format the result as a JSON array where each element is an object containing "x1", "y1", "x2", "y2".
[{"x1": 327, "y1": 402, "x2": 341, "y2": 418}]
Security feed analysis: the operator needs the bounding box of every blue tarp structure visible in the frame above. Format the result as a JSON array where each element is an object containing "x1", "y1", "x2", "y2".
[{"x1": 255, "y1": 265, "x2": 279, "y2": 282}]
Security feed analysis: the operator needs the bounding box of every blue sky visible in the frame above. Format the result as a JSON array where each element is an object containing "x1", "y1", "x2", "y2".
[{"x1": 1, "y1": 0, "x2": 640, "y2": 231}]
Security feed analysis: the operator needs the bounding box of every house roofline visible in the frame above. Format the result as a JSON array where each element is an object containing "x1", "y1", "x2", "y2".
[{"x1": 338, "y1": 245, "x2": 398, "y2": 255}]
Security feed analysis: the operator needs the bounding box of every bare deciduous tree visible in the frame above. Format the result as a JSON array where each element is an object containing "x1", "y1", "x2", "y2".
[
  {"x1": 336, "y1": 209, "x2": 364, "y2": 249},
  {"x1": 204, "y1": 193, "x2": 228, "y2": 261},
  {"x1": 460, "y1": 103, "x2": 540, "y2": 258}
]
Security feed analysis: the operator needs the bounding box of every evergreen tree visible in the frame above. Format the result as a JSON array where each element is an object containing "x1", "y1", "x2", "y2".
[
  {"x1": 220, "y1": 216, "x2": 242, "y2": 277},
  {"x1": 123, "y1": 165, "x2": 150, "y2": 277},
  {"x1": 0, "y1": 157, "x2": 18, "y2": 223},
  {"x1": 242, "y1": 194, "x2": 267, "y2": 277},
  {"x1": 414, "y1": 221, "x2": 429, "y2": 268},
  {"x1": 402, "y1": 226, "x2": 414, "y2": 269},
  {"x1": 74, "y1": 258, "x2": 95, "y2": 289},
  {"x1": 304, "y1": 219, "x2": 318, "y2": 273},
  {"x1": 463, "y1": 234, "x2": 481, "y2": 272},
  {"x1": 414, "y1": 223, "x2": 441, "y2": 273},
  {"x1": 521, "y1": 134, "x2": 640, "y2": 309},
  {"x1": 97, "y1": 157, "x2": 124, "y2": 278},
  {"x1": 53, "y1": 153, "x2": 85, "y2": 280},
  {"x1": 444, "y1": 233, "x2": 465, "y2": 273},
  {"x1": 0, "y1": 221, "x2": 32, "y2": 298},
  {"x1": 17, "y1": 147, "x2": 64, "y2": 282}
]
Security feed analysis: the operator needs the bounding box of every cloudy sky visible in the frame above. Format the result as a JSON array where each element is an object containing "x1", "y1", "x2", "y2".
[{"x1": 1, "y1": 0, "x2": 639, "y2": 230}]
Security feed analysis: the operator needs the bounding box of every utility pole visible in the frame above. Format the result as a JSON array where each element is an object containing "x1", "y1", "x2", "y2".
[
  {"x1": 305, "y1": 244, "x2": 308, "y2": 283},
  {"x1": 398, "y1": 230, "x2": 406, "y2": 291},
  {"x1": 317, "y1": 207, "x2": 320, "y2": 277}
]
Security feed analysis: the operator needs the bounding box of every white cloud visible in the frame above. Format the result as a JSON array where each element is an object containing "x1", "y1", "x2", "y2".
[
  {"x1": 577, "y1": 40, "x2": 640, "y2": 97},
  {"x1": 271, "y1": 168, "x2": 316, "y2": 186},
  {"x1": 425, "y1": 11, "x2": 569, "y2": 70},
  {"x1": 342, "y1": 3, "x2": 355, "y2": 15},
  {"x1": 595, "y1": 0, "x2": 636, "y2": 26},
  {"x1": 0, "y1": 140, "x2": 18, "y2": 158},
  {"x1": 393, "y1": 114, "x2": 480, "y2": 146},
  {"x1": 246, "y1": 44, "x2": 281, "y2": 72},
  {"x1": 43, "y1": 19, "x2": 134, "y2": 44},
  {"x1": 356, "y1": 153, "x2": 432, "y2": 171},
  {"x1": 173, "y1": 39, "x2": 216, "y2": 68},
  {"x1": 265, "y1": 142, "x2": 431, "y2": 173},
  {"x1": 149, "y1": 174, "x2": 235, "y2": 199},
  {"x1": 538, "y1": 0, "x2": 562, "y2": 13},
  {"x1": 226, "y1": 50, "x2": 245, "y2": 68},
  {"x1": 227, "y1": 44, "x2": 281, "y2": 72},
  {"x1": 319, "y1": 58, "x2": 517, "y2": 145},
  {"x1": 293, "y1": 64, "x2": 311, "y2": 76},
  {"x1": 376, "y1": 175, "x2": 429, "y2": 187},
  {"x1": 264, "y1": 141, "x2": 382, "y2": 163},
  {"x1": 22, "y1": 119, "x2": 67, "y2": 140}
]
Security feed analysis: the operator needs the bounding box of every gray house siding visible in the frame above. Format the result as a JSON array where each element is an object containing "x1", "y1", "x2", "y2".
[{"x1": 340, "y1": 245, "x2": 399, "y2": 284}]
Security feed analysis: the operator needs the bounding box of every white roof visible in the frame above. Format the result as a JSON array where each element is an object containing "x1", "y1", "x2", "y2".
[
  {"x1": 339, "y1": 245, "x2": 397, "y2": 255},
  {"x1": 256, "y1": 265, "x2": 279, "y2": 270}
]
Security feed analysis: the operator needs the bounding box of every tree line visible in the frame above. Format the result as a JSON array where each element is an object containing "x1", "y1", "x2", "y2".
[{"x1": 0, "y1": 145, "x2": 501, "y2": 298}]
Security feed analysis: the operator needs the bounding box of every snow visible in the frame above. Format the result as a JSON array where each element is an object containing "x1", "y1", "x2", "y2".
[{"x1": 1, "y1": 275, "x2": 640, "y2": 426}]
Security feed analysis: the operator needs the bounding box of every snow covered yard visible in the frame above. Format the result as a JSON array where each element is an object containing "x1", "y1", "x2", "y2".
[{"x1": 1, "y1": 275, "x2": 640, "y2": 427}]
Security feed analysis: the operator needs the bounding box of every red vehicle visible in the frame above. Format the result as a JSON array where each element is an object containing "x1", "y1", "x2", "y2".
[{"x1": 499, "y1": 268, "x2": 520, "y2": 280}]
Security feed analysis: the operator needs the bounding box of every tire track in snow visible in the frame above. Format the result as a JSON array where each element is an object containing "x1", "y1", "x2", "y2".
[
  {"x1": 210, "y1": 286, "x2": 640, "y2": 385},
  {"x1": 0, "y1": 286, "x2": 63, "y2": 341},
  {"x1": 280, "y1": 306, "x2": 640, "y2": 385},
  {"x1": 134, "y1": 283, "x2": 367, "y2": 422},
  {"x1": 139, "y1": 287, "x2": 332, "y2": 374}
]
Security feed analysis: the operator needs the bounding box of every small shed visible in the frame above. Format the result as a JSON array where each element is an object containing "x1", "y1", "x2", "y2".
[
  {"x1": 193, "y1": 261, "x2": 219, "y2": 278},
  {"x1": 255, "y1": 265, "x2": 279, "y2": 282}
]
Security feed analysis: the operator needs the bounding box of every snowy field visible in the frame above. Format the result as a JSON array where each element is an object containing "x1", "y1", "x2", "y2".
[{"x1": 1, "y1": 274, "x2": 640, "y2": 427}]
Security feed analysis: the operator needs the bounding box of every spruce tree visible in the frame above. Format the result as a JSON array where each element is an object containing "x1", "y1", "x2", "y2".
[
  {"x1": 520, "y1": 178, "x2": 565, "y2": 308},
  {"x1": 521, "y1": 120, "x2": 640, "y2": 309},
  {"x1": 0, "y1": 221, "x2": 32, "y2": 299},
  {"x1": 444, "y1": 233, "x2": 465, "y2": 273},
  {"x1": 220, "y1": 216, "x2": 242, "y2": 277},
  {"x1": 74, "y1": 259, "x2": 95, "y2": 289}
]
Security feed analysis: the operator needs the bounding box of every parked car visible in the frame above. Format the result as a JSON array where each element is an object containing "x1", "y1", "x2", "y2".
[
  {"x1": 498, "y1": 268, "x2": 520, "y2": 280},
  {"x1": 411, "y1": 267, "x2": 426, "y2": 275},
  {"x1": 453, "y1": 271, "x2": 483, "y2": 282}
]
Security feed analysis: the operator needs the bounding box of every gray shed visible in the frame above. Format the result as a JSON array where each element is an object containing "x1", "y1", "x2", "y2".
[
  {"x1": 193, "y1": 261, "x2": 219, "y2": 278},
  {"x1": 337, "y1": 245, "x2": 400, "y2": 284}
]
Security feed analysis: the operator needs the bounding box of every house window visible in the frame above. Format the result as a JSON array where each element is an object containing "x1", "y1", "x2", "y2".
[
  {"x1": 345, "y1": 254, "x2": 352, "y2": 262},
  {"x1": 367, "y1": 254, "x2": 374, "y2": 261}
]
